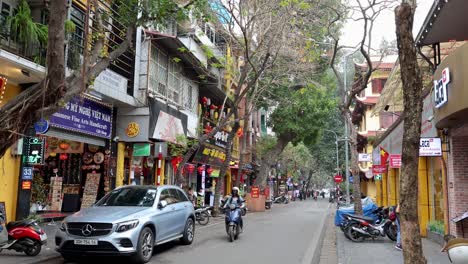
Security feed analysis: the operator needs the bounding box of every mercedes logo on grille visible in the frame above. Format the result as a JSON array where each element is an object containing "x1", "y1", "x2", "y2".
[{"x1": 81, "y1": 224, "x2": 94, "y2": 236}]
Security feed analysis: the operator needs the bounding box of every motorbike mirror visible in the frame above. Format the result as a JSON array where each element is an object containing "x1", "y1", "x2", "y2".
[{"x1": 158, "y1": 200, "x2": 168, "y2": 209}]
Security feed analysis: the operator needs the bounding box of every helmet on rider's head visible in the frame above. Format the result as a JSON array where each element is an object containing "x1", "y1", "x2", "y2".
[{"x1": 232, "y1": 187, "x2": 240, "y2": 196}]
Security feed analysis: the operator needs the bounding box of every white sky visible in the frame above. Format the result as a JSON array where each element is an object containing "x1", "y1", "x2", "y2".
[{"x1": 341, "y1": 0, "x2": 434, "y2": 50}]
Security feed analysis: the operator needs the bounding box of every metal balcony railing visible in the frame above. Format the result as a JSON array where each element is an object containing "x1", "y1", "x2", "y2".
[{"x1": 0, "y1": 32, "x2": 47, "y2": 66}]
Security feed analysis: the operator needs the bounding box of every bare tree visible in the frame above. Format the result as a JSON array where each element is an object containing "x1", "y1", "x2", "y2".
[{"x1": 327, "y1": 0, "x2": 397, "y2": 215}]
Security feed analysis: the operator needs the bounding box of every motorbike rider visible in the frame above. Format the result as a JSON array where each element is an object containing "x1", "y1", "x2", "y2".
[{"x1": 223, "y1": 187, "x2": 245, "y2": 229}]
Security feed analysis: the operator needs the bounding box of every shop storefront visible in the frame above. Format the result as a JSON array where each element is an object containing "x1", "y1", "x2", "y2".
[
  {"x1": 433, "y1": 43, "x2": 468, "y2": 238},
  {"x1": 16, "y1": 96, "x2": 114, "y2": 219},
  {"x1": 374, "y1": 93, "x2": 444, "y2": 237}
]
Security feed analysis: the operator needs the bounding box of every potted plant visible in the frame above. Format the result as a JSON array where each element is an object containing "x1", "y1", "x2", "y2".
[
  {"x1": 30, "y1": 173, "x2": 48, "y2": 214},
  {"x1": 427, "y1": 220, "x2": 445, "y2": 245},
  {"x1": 6, "y1": 0, "x2": 48, "y2": 56}
]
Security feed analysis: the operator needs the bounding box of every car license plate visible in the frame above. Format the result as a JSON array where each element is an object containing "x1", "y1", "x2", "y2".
[
  {"x1": 40, "y1": 233, "x2": 47, "y2": 241},
  {"x1": 74, "y1": 239, "x2": 98, "y2": 245}
]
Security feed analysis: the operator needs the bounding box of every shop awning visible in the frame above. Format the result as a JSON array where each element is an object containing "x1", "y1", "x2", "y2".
[
  {"x1": 44, "y1": 128, "x2": 106, "y2": 146},
  {"x1": 416, "y1": 0, "x2": 468, "y2": 46}
]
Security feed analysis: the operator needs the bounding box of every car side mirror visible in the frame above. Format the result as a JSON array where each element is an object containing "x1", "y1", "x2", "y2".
[{"x1": 158, "y1": 200, "x2": 168, "y2": 209}]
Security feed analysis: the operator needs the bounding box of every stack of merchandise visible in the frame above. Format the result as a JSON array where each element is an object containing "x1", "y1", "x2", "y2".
[
  {"x1": 49, "y1": 177, "x2": 63, "y2": 211},
  {"x1": 81, "y1": 173, "x2": 100, "y2": 209}
]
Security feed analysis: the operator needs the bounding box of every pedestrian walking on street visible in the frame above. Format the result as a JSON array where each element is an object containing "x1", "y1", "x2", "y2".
[{"x1": 394, "y1": 204, "x2": 402, "y2": 251}]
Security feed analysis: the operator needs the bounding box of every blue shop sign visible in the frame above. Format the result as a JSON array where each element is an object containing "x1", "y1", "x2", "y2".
[
  {"x1": 49, "y1": 96, "x2": 113, "y2": 138},
  {"x1": 22, "y1": 167, "x2": 34, "y2": 180}
]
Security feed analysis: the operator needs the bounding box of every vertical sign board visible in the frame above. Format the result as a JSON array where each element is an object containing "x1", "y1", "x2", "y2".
[
  {"x1": 17, "y1": 130, "x2": 44, "y2": 220},
  {"x1": 251, "y1": 187, "x2": 260, "y2": 198}
]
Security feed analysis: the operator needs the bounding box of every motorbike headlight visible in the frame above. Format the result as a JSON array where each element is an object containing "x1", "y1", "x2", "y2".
[
  {"x1": 59, "y1": 222, "x2": 67, "y2": 231},
  {"x1": 229, "y1": 204, "x2": 236, "y2": 210},
  {"x1": 116, "y1": 220, "x2": 139, "y2": 233}
]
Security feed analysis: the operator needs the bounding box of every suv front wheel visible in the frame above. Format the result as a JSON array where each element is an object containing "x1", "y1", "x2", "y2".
[{"x1": 131, "y1": 227, "x2": 154, "y2": 263}]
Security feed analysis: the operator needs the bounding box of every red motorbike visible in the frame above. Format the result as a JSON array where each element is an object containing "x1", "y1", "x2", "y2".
[{"x1": 0, "y1": 213, "x2": 47, "y2": 256}]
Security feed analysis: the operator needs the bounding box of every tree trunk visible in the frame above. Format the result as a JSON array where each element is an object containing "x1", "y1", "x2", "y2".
[
  {"x1": 395, "y1": 3, "x2": 426, "y2": 264},
  {"x1": 258, "y1": 134, "x2": 292, "y2": 186},
  {"x1": 213, "y1": 120, "x2": 240, "y2": 217},
  {"x1": 0, "y1": 1, "x2": 66, "y2": 156},
  {"x1": 236, "y1": 103, "x2": 250, "y2": 187},
  {"x1": 348, "y1": 116, "x2": 363, "y2": 215}
]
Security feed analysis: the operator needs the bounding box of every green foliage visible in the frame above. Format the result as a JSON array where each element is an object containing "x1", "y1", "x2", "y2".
[
  {"x1": 268, "y1": 83, "x2": 338, "y2": 146},
  {"x1": 64, "y1": 20, "x2": 76, "y2": 34},
  {"x1": 7, "y1": 0, "x2": 48, "y2": 52},
  {"x1": 201, "y1": 44, "x2": 215, "y2": 59},
  {"x1": 24, "y1": 214, "x2": 43, "y2": 223},
  {"x1": 257, "y1": 136, "x2": 278, "y2": 158},
  {"x1": 168, "y1": 134, "x2": 196, "y2": 157},
  {"x1": 428, "y1": 220, "x2": 444, "y2": 235},
  {"x1": 172, "y1": 57, "x2": 182, "y2": 63},
  {"x1": 31, "y1": 174, "x2": 47, "y2": 205}
]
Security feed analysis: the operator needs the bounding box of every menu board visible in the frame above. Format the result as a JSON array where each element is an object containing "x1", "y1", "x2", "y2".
[
  {"x1": 81, "y1": 173, "x2": 101, "y2": 209},
  {"x1": 49, "y1": 177, "x2": 63, "y2": 211}
]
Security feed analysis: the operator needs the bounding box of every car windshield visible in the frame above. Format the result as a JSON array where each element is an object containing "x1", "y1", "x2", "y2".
[{"x1": 95, "y1": 188, "x2": 157, "y2": 207}]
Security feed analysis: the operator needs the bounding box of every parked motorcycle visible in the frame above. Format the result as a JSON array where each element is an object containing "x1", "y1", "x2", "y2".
[
  {"x1": 195, "y1": 207, "x2": 210, "y2": 226},
  {"x1": 265, "y1": 199, "x2": 272, "y2": 209},
  {"x1": 225, "y1": 203, "x2": 244, "y2": 242},
  {"x1": 273, "y1": 195, "x2": 289, "y2": 204},
  {"x1": 345, "y1": 212, "x2": 396, "y2": 242},
  {"x1": 0, "y1": 214, "x2": 47, "y2": 256},
  {"x1": 340, "y1": 207, "x2": 397, "y2": 241}
]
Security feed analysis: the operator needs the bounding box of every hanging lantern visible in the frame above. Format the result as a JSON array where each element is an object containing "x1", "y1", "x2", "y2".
[
  {"x1": 49, "y1": 152, "x2": 57, "y2": 157},
  {"x1": 171, "y1": 156, "x2": 183, "y2": 173},
  {"x1": 201, "y1": 97, "x2": 208, "y2": 105},
  {"x1": 206, "y1": 167, "x2": 214, "y2": 175},
  {"x1": 59, "y1": 153, "x2": 68, "y2": 160},
  {"x1": 197, "y1": 165, "x2": 205, "y2": 174},
  {"x1": 187, "y1": 164, "x2": 195, "y2": 174},
  {"x1": 236, "y1": 127, "x2": 244, "y2": 137},
  {"x1": 59, "y1": 140, "x2": 70, "y2": 150}
]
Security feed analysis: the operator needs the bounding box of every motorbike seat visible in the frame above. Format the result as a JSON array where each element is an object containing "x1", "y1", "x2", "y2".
[
  {"x1": 6, "y1": 220, "x2": 33, "y2": 230},
  {"x1": 347, "y1": 215, "x2": 376, "y2": 223}
]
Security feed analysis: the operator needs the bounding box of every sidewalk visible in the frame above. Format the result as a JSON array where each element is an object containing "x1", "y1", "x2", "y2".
[{"x1": 336, "y1": 225, "x2": 450, "y2": 264}]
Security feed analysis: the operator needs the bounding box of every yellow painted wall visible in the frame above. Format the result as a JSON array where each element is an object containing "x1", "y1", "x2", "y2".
[
  {"x1": 366, "y1": 181, "x2": 377, "y2": 202},
  {"x1": 0, "y1": 83, "x2": 23, "y2": 221},
  {"x1": 418, "y1": 157, "x2": 430, "y2": 237},
  {"x1": 376, "y1": 179, "x2": 382, "y2": 206},
  {"x1": 388, "y1": 168, "x2": 397, "y2": 206},
  {"x1": 159, "y1": 159, "x2": 165, "y2": 185},
  {"x1": 382, "y1": 172, "x2": 388, "y2": 207},
  {"x1": 116, "y1": 142, "x2": 125, "y2": 187}
]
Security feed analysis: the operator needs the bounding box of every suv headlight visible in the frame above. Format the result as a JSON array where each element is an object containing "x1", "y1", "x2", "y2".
[
  {"x1": 116, "y1": 220, "x2": 139, "y2": 233},
  {"x1": 59, "y1": 221, "x2": 67, "y2": 231}
]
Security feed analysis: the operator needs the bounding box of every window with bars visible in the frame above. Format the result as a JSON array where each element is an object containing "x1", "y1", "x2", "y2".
[
  {"x1": 0, "y1": 2, "x2": 11, "y2": 37},
  {"x1": 168, "y1": 60, "x2": 181, "y2": 104},
  {"x1": 149, "y1": 45, "x2": 168, "y2": 97}
]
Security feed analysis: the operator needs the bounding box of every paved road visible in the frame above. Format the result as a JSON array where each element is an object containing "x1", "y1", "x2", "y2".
[{"x1": 34, "y1": 199, "x2": 330, "y2": 264}]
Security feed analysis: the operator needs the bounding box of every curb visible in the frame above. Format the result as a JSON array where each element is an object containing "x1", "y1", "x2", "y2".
[
  {"x1": 311, "y1": 209, "x2": 331, "y2": 264},
  {"x1": 18, "y1": 254, "x2": 61, "y2": 264}
]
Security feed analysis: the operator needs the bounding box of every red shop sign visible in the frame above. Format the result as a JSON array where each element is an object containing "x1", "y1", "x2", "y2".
[
  {"x1": 389, "y1": 154, "x2": 402, "y2": 168},
  {"x1": 372, "y1": 165, "x2": 387, "y2": 175},
  {"x1": 251, "y1": 187, "x2": 260, "y2": 198}
]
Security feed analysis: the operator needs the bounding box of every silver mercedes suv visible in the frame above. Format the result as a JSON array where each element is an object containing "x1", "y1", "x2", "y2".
[{"x1": 55, "y1": 185, "x2": 195, "y2": 263}]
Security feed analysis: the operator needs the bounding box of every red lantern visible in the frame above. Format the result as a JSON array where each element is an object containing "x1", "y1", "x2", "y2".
[
  {"x1": 186, "y1": 164, "x2": 195, "y2": 174},
  {"x1": 171, "y1": 156, "x2": 183, "y2": 173},
  {"x1": 59, "y1": 153, "x2": 68, "y2": 160},
  {"x1": 197, "y1": 166, "x2": 205, "y2": 174},
  {"x1": 206, "y1": 167, "x2": 214, "y2": 175}
]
